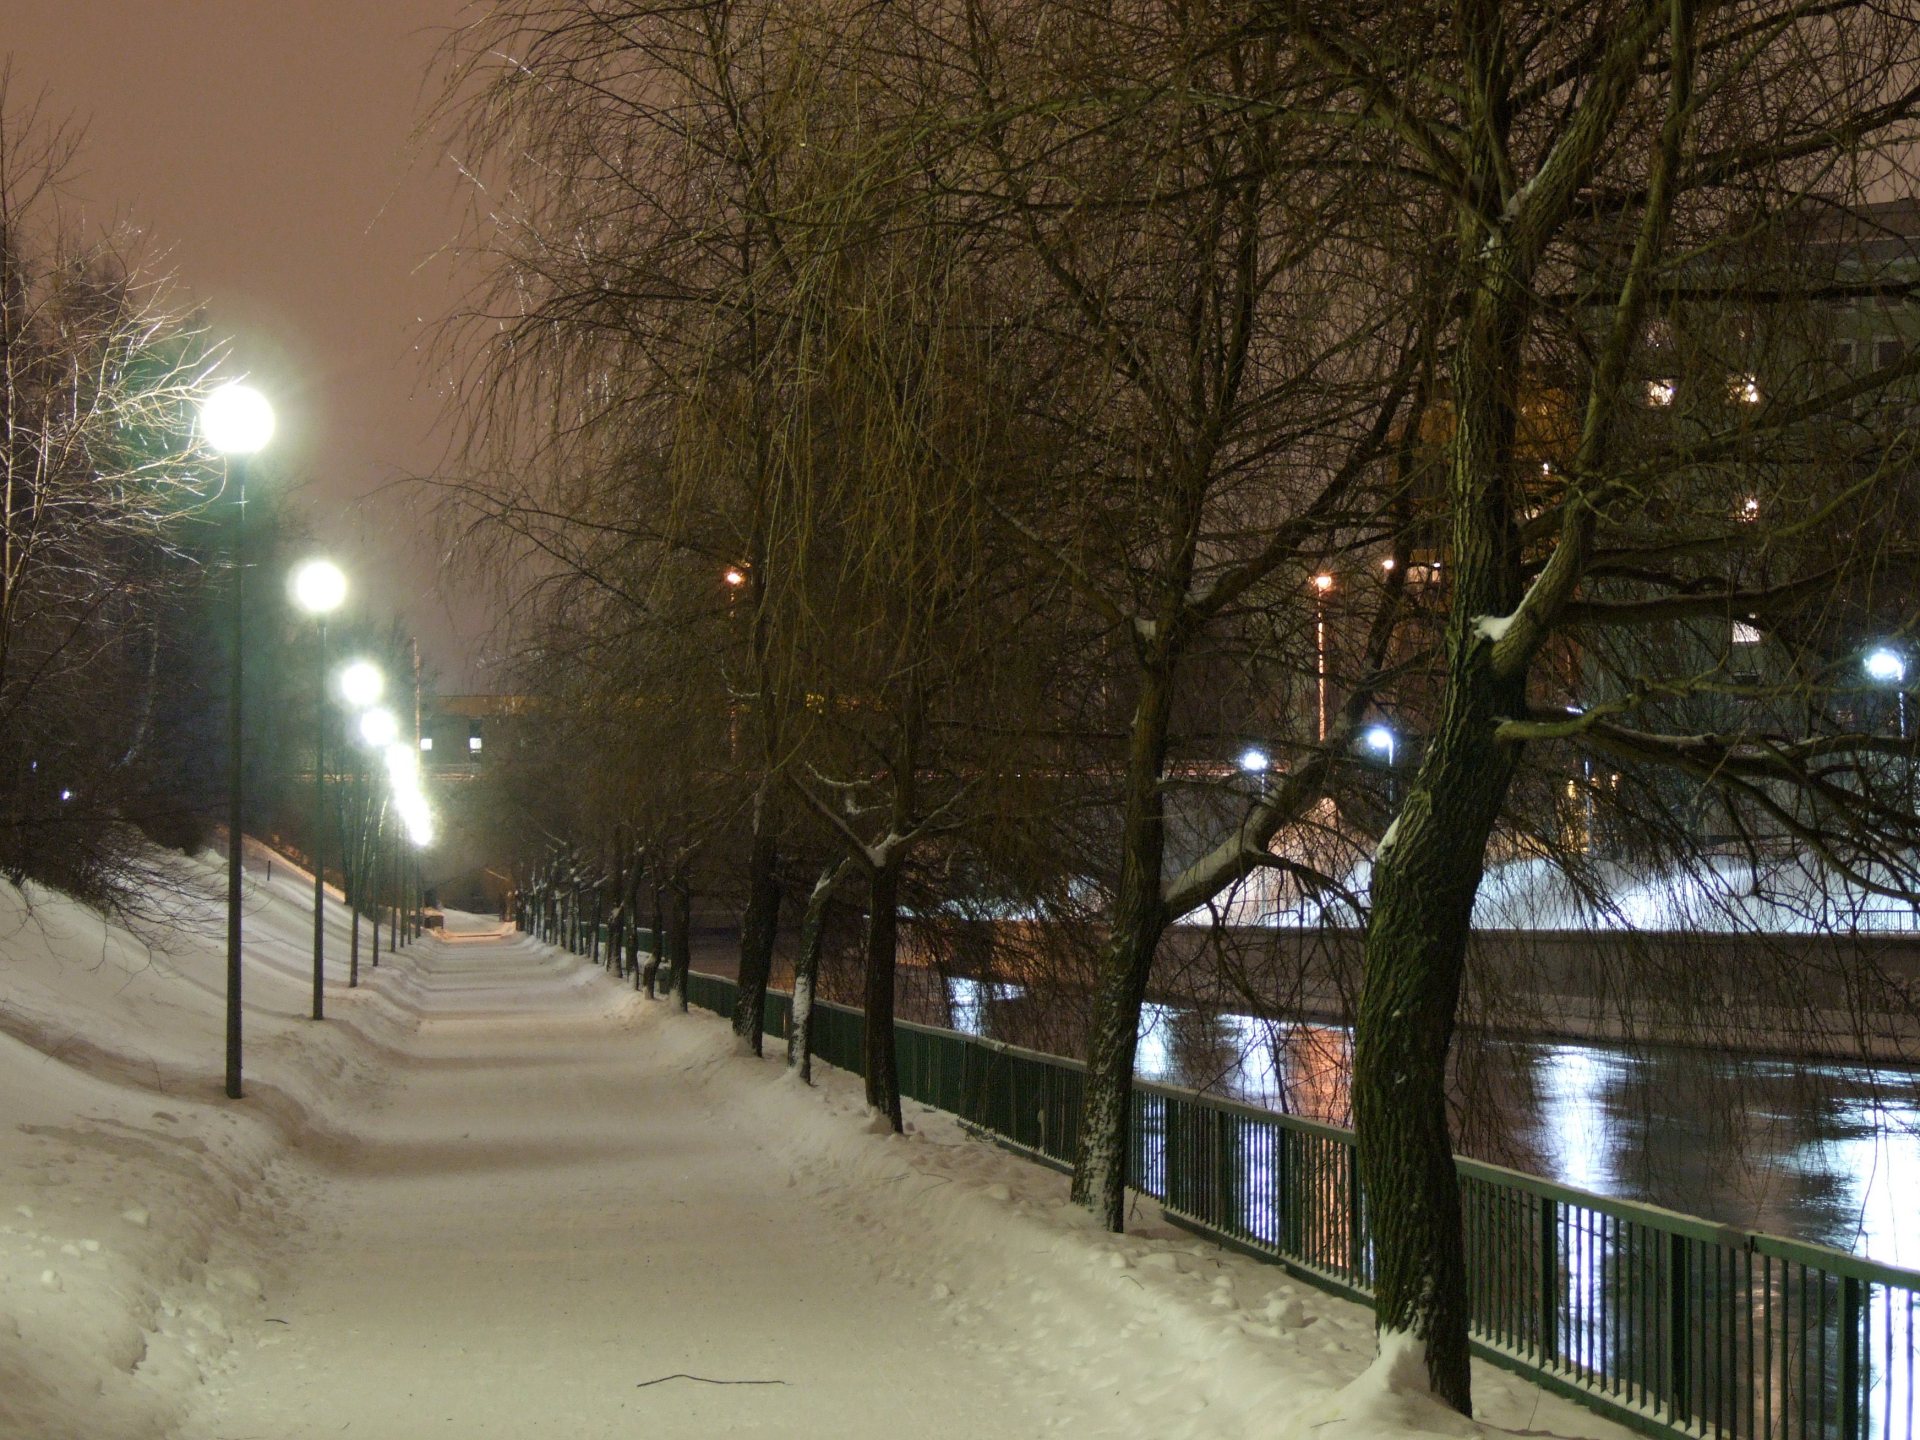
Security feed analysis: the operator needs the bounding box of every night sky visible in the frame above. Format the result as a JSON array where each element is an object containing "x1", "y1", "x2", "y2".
[{"x1": 6, "y1": 0, "x2": 486, "y2": 687}]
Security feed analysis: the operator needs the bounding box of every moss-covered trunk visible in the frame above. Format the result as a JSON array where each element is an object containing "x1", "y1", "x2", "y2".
[{"x1": 1356, "y1": 230, "x2": 1529, "y2": 1411}]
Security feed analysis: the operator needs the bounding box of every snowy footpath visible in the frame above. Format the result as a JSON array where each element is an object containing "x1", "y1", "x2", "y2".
[{"x1": 0, "y1": 851, "x2": 1635, "y2": 1440}]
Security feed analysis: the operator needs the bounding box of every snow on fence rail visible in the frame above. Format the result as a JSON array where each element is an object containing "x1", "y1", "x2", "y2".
[{"x1": 558, "y1": 917, "x2": 1914, "y2": 1440}]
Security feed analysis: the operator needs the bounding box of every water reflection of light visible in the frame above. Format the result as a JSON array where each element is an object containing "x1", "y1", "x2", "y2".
[
  {"x1": 1533, "y1": 1046, "x2": 1620, "y2": 1196},
  {"x1": 1821, "y1": 1081, "x2": 1920, "y2": 1269},
  {"x1": 1217, "y1": 1012, "x2": 1286, "y2": 1108},
  {"x1": 943, "y1": 976, "x2": 1024, "y2": 1037},
  {"x1": 1136, "y1": 1003, "x2": 1177, "y2": 1083}
]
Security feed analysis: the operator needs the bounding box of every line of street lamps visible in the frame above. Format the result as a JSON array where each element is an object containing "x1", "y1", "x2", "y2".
[{"x1": 204, "y1": 382, "x2": 433, "y2": 1101}]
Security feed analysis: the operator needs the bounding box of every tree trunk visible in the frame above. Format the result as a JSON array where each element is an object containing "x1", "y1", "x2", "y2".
[
  {"x1": 623, "y1": 861, "x2": 643, "y2": 985},
  {"x1": 733, "y1": 787, "x2": 782, "y2": 1053},
  {"x1": 1356, "y1": 245, "x2": 1529, "y2": 1412},
  {"x1": 370, "y1": 848, "x2": 382, "y2": 970},
  {"x1": 668, "y1": 864, "x2": 692, "y2": 1012},
  {"x1": 644, "y1": 881, "x2": 664, "y2": 998},
  {"x1": 789, "y1": 860, "x2": 844, "y2": 1083},
  {"x1": 861, "y1": 858, "x2": 904, "y2": 1131},
  {"x1": 1357, "y1": 667, "x2": 1520, "y2": 1411},
  {"x1": 1070, "y1": 660, "x2": 1174, "y2": 1229}
]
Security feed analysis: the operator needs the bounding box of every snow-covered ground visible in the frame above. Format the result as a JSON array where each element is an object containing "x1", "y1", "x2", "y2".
[{"x1": 1, "y1": 847, "x2": 1635, "y2": 1440}]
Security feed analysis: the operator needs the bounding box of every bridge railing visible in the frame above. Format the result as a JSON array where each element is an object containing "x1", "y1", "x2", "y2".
[{"x1": 654, "y1": 948, "x2": 1920, "y2": 1440}]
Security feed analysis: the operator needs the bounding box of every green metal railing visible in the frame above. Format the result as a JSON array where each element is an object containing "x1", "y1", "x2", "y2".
[{"x1": 560, "y1": 915, "x2": 1918, "y2": 1440}]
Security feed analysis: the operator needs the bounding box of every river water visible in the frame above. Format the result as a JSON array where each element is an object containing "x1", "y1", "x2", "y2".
[{"x1": 932, "y1": 974, "x2": 1920, "y2": 1269}]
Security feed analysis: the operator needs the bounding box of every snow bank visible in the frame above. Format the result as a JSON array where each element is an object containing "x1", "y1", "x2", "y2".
[{"x1": 0, "y1": 845, "x2": 414, "y2": 1439}]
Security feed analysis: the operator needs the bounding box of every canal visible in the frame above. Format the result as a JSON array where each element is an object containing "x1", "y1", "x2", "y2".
[{"x1": 931, "y1": 974, "x2": 1920, "y2": 1269}]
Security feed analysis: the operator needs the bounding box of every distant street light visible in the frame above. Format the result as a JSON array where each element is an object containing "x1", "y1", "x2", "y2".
[
  {"x1": 385, "y1": 742, "x2": 435, "y2": 942},
  {"x1": 1864, "y1": 647, "x2": 1910, "y2": 740},
  {"x1": 359, "y1": 706, "x2": 400, "y2": 749},
  {"x1": 354, "y1": 706, "x2": 401, "y2": 969},
  {"x1": 1312, "y1": 573, "x2": 1334, "y2": 742},
  {"x1": 1865, "y1": 646, "x2": 1907, "y2": 684},
  {"x1": 291, "y1": 560, "x2": 347, "y2": 1023},
  {"x1": 1864, "y1": 644, "x2": 1911, "y2": 815},
  {"x1": 1364, "y1": 724, "x2": 1399, "y2": 807},
  {"x1": 1238, "y1": 747, "x2": 1271, "y2": 775},
  {"x1": 200, "y1": 382, "x2": 274, "y2": 1101},
  {"x1": 339, "y1": 659, "x2": 384, "y2": 709}
]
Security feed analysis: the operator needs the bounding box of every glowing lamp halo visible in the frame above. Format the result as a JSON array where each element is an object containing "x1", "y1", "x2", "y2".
[
  {"x1": 290, "y1": 558, "x2": 347, "y2": 616},
  {"x1": 338, "y1": 660, "x2": 384, "y2": 709},
  {"x1": 199, "y1": 382, "x2": 276, "y2": 456},
  {"x1": 358, "y1": 707, "x2": 400, "y2": 749}
]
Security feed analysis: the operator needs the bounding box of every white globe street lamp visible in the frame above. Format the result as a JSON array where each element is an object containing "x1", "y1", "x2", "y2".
[
  {"x1": 1364, "y1": 724, "x2": 1399, "y2": 807},
  {"x1": 199, "y1": 382, "x2": 276, "y2": 455},
  {"x1": 360, "y1": 707, "x2": 400, "y2": 749},
  {"x1": 290, "y1": 558, "x2": 347, "y2": 616},
  {"x1": 1865, "y1": 647, "x2": 1907, "y2": 686},
  {"x1": 1864, "y1": 645, "x2": 1910, "y2": 745},
  {"x1": 199, "y1": 381, "x2": 276, "y2": 1101},
  {"x1": 290, "y1": 558, "x2": 348, "y2": 1024},
  {"x1": 339, "y1": 659, "x2": 384, "y2": 710},
  {"x1": 1238, "y1": 747, "x2": 1271, "y2": 775}
]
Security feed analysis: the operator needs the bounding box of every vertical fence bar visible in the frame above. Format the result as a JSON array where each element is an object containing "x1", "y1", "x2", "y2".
[
  {"x1": 1668, "y1": 1232, "x2": 1691, "y2": 1430},
  {"x1": 1347, "y1": 1143, "x2": 1365, "y2": 1285},
  {"x1": 1841, "y1": 1275, "x2": 1863, "y2": 1440},
  {"x1": 1540, "y1": 1193, "x2": 1559, "y2": 1366},
  {"x1": 1216, "y1": 1108, "x2": 1234, "y2": 1236}
]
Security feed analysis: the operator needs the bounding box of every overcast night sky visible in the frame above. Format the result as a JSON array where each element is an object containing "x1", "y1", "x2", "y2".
[{"x1": 6, "y1": 0, "x2": 488, "y2": 688}]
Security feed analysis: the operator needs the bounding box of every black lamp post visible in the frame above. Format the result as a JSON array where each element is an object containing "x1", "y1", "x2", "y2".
[
  {"x1": 291, "y1": 559, "x2": 347, "y2": 1020},
  {"x1": 200, "y1": 382, "x2": 275, "y2": 1101}
]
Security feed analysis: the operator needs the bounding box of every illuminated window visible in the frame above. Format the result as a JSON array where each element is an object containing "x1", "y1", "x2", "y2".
[
  {"x1": 1645, "y1": 378, "x2": 1676, "y2": 407},
  {"x1": 1732, "y1": 621, "x2": 1762, "y2": 645},
  {"x1": 469, "y1": 736, "x2": 483, "y2": 753},
  {"x1": 1729, "y1": 374, "x2": 1762, "y2": 405},
  {"x1": 419, "y1": 736, "x2": 434, "y2": 751},
  {"x1": 1739, "y1": 496, "x2": 1760, "y2": 521}
]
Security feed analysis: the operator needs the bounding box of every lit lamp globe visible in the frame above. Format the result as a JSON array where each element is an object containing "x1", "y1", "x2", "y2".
[
  {"x1": 338, "y1": 661, "x2": 384, "y2": 710},
  {"x1": 359, "y1": 707, "x2": 400, "y2": 749},
  {"x1": 290, "y1": 559, "x2": 347, "y2": 617},
  {"x1": 199, "y1": 383, "x2": 276, "y2": 456},
  {"x1": 1864, "y1": 647, "x2": 1907, "y2": 685}
]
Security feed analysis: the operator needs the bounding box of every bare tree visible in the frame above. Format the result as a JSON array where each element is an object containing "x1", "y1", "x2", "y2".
[
  {"x1": 1229, "y1": 0, "x2": 1920, "y2": 1408},
  {"x1": 0, "y1": 83, "x2": 224, "y2": 913}
]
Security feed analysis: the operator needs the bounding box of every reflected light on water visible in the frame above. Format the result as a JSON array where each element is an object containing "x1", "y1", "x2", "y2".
[
  {"x1": 1822, "y1": 1082, "x2": 1920, "y2": 1268},
  {"x1": 1136, "y1": 1003, "x2": 1177, "y2": 1082},
  {"x1": 1532, "y1": 1046, "x2": 1623, "y2": 1197},
  {"x1": 943, "y1": 976, "x2": 1024, "y2": 1036}
]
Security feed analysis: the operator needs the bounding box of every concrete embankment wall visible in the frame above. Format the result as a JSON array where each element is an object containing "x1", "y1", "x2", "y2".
[{"x1": 925, "y1": 920, "x2": 1920, "y2": 1063}]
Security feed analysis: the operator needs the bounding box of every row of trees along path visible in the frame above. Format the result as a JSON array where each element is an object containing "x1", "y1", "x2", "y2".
[{"x1": 432, "y1": 0, "x2": 1920, "y2": 1411}]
